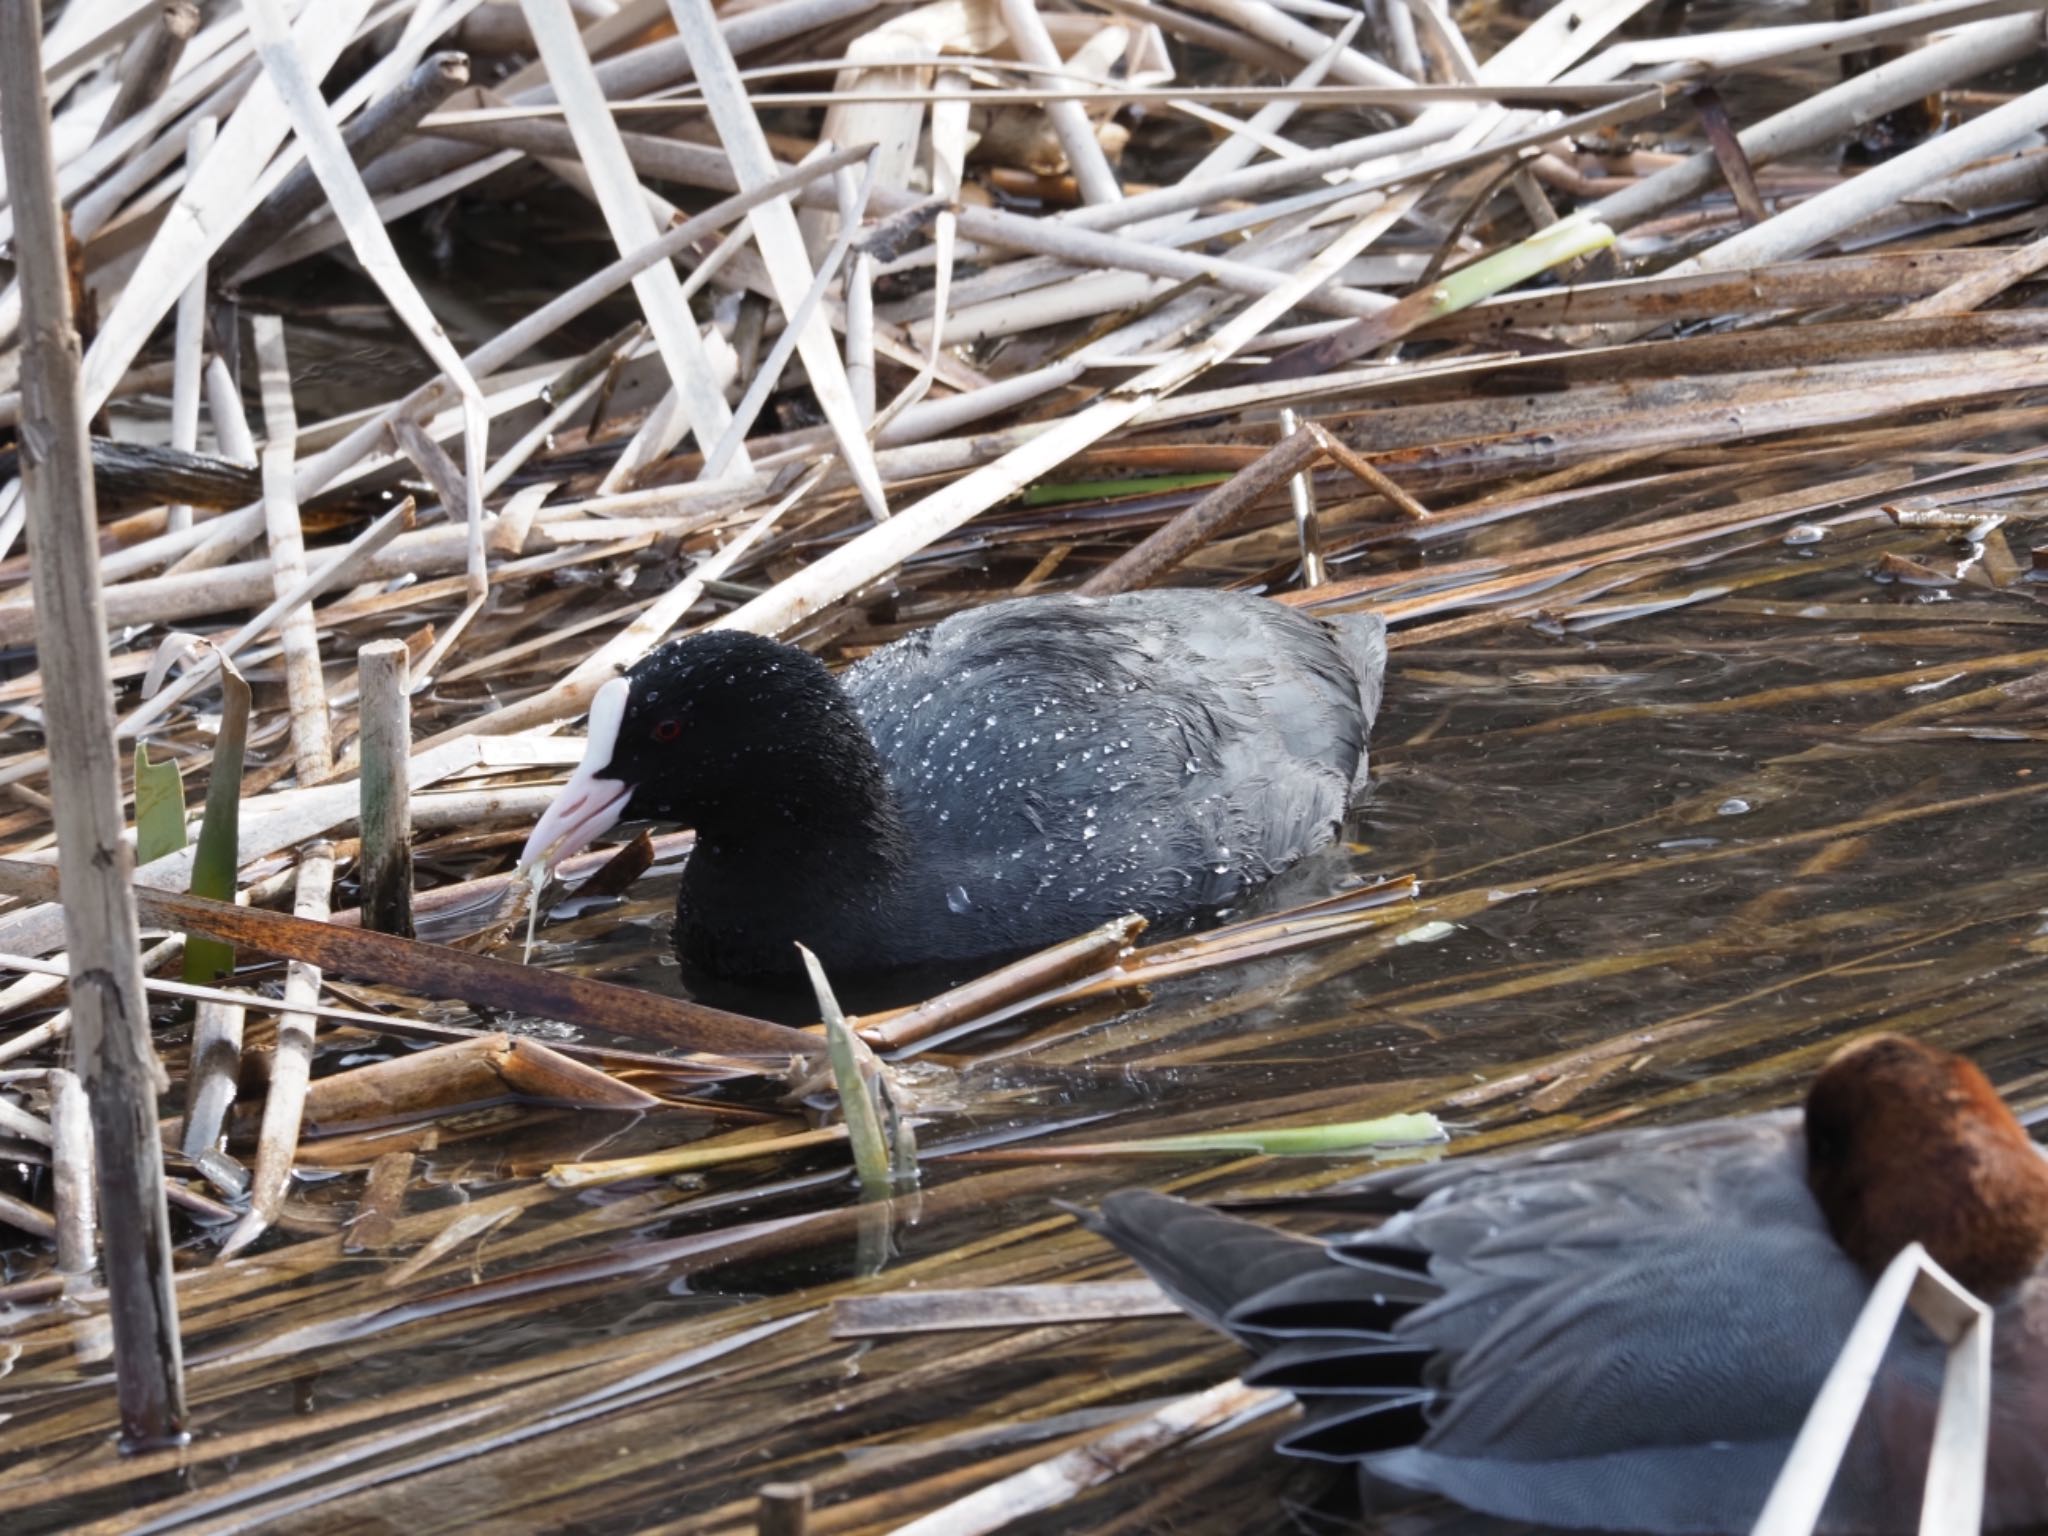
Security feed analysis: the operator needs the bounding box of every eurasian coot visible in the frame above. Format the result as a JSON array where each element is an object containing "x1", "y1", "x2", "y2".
[{"x1": 519, "y1": 589, "x2": 1386, "y2": 982}]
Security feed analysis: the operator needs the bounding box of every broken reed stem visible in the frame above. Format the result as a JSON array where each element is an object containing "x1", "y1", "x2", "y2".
[
  {"x1": 1692, "y1": 86, "x2": 1766, "y2": 226},
  {"x1": 889, "y1": 1378, "x2": 1285, "y2": 1536},
  {"x1": 342, "y1": 1149, "x2": 414, "y2": 1253},
  {"x1": 100, "y1": 1, "x2": 201, "y2": 135},
  {"x1": 390, "y1": 418, "x2": 472, "y2": 522},
  {"x1": 273, "y1": 1032, "x2": 657, "y2": 1129},
  {"x1": 756, "y1": 1481, "x2": 814, "y2": 1536},
  {"x1": 356, "y1": 640, "x2": 415, "y2": 938},
  {"x1": 49, "y1": 1066, "x2": 96, "y2": 1278},
  {"x1": 829, "y1": 1281, "x2": 1178, "y2": 1336},
  {"x1": 0, "y1": 0, "x2": 185, "y2": 1446},
  {"x1": 996, "y1": 0, "x2": 1123, "y2": 204},
  {"x1": 863, "y1": 915, "x2": 1145, "y2": 1052},
  {"x1": 254, "y1": 315, "x2": 334, "y2": 780},
  {"x1": 180, "y1": 983, "x2": 247, "y2": 1171}
]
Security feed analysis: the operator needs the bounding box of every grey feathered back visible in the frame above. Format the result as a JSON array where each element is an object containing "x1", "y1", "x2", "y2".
[{"x1": 839, "y1": 591, "x2": 1385, "y2": 964}]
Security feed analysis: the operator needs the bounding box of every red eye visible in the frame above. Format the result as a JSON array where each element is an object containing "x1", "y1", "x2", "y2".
[{"x1": 652, "y1": 719, "x2": 682, "y2": 743}]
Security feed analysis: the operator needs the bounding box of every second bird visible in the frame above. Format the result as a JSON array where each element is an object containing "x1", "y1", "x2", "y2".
[{"x1": 519, "y1": 590, "x2": 1387, "y2": 985}]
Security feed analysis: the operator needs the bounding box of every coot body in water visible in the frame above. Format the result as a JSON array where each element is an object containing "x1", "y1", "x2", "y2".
[
  {"x1": 1083, "y1": 1034, "x2": 2048, "y2": 1533},
  {"x1": 520, "y1": 590, "x2": 1386, "y2": 983}
]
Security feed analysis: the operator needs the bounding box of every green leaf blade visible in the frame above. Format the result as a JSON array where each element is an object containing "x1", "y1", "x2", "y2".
[{"x1": 133, "y1": 744, "x2": 188, "y2": 867}]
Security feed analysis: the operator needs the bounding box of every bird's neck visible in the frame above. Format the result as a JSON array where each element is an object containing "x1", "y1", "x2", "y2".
[
  {"x1": 691, "y1": 684, "x2": 908, "y2": 861},
  {"x1": 676, "y1": 700, "x2": 916, "y2": 976}
]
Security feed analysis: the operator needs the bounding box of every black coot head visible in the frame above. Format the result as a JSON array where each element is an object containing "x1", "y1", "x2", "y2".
[
  {"x1": 519, "y1": 630, "x2": 849, "y2": 872},
  {"x1": 610, "y1": 631, "x2": 841, "y2": 821}
]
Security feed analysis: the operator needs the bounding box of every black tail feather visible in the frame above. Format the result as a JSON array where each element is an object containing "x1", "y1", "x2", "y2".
[
  {"x1": 1227, "y1": 1263, "x2": 1437, "y2": 1336},
  {"x1": 1245, "y1": 1337, "x2": 1437, "y2": 1393},
  {"x1": 1080, "y1": 1190, "x2": 1331, "y2": 1333},
  {"x1": 1281, "y1": 1392, "x2": 1435, "y2": 1460},
  {"x1": 1080, "y1": 1189, "x2": 1446, "y2": 1465}
]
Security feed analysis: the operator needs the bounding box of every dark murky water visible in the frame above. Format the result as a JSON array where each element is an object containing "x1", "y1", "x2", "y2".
[
  {"x1": 17, "y1": 486, "x2": 2035, "y2": 1536},
  {"x1": 18, "y1": 3, "x2": 2048, "y2": 1528}
]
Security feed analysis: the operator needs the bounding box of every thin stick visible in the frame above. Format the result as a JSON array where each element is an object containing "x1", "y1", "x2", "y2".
[
  {"x1": 166, "y1": 113, "x2": 215, "y2": 536},
  {"x1": 591, "y1": 65, "x2": 1607, "y2": 112},
  {"x1": 220, "y1": 842, "x2": 334, "y2": 1258},
  {"x1": 1078, "y1": 430, "x2": 1325, "y2": 595},
  {"x1": 0, "y1": 0, "x2": 185, "y2": 1446},
  {"x1": 1282, "y1": 408, "x2": 1324, "y2": 586},
  {"x1": 864, "y1": 915, "x2": 1146, "y2": 1052},
  {"x1": 888, "y1": 1378, "x2": 1284, "y2": 1536},
  {"x1": 996, "y1": 0, "x2": 1124, "y2": 204},
  {"x1": 213, "y1": 50, "x2": 473, "y2": 282},
  {"x1": 0, "y1": 1190, "x2": 56, "y2": 1240},
  {"x1": 1681, "y1": 79, "x2": 2048, "y2": 275},
  {"x1": 517, "y1": 0, "x2": 744, "y2": 469},
  {"x1": 357, "y1": 640, "x2": 414, "y2": 938},
  {"x1": 1306, "y1": 424, "x2": 1433, "y2": 519},
  {"x1": 830, "y1": 1281, "x2": 1176, "y2": 1335},
  {"x1": 837, "y1": 165, "x2": 877, "y2": 426},
  {"x1": 664, "y1": 0, "x2": 887, "y2": 518},
  {"x1": 0, "y1": 857, "x2": 822, "y2": 1062}
]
